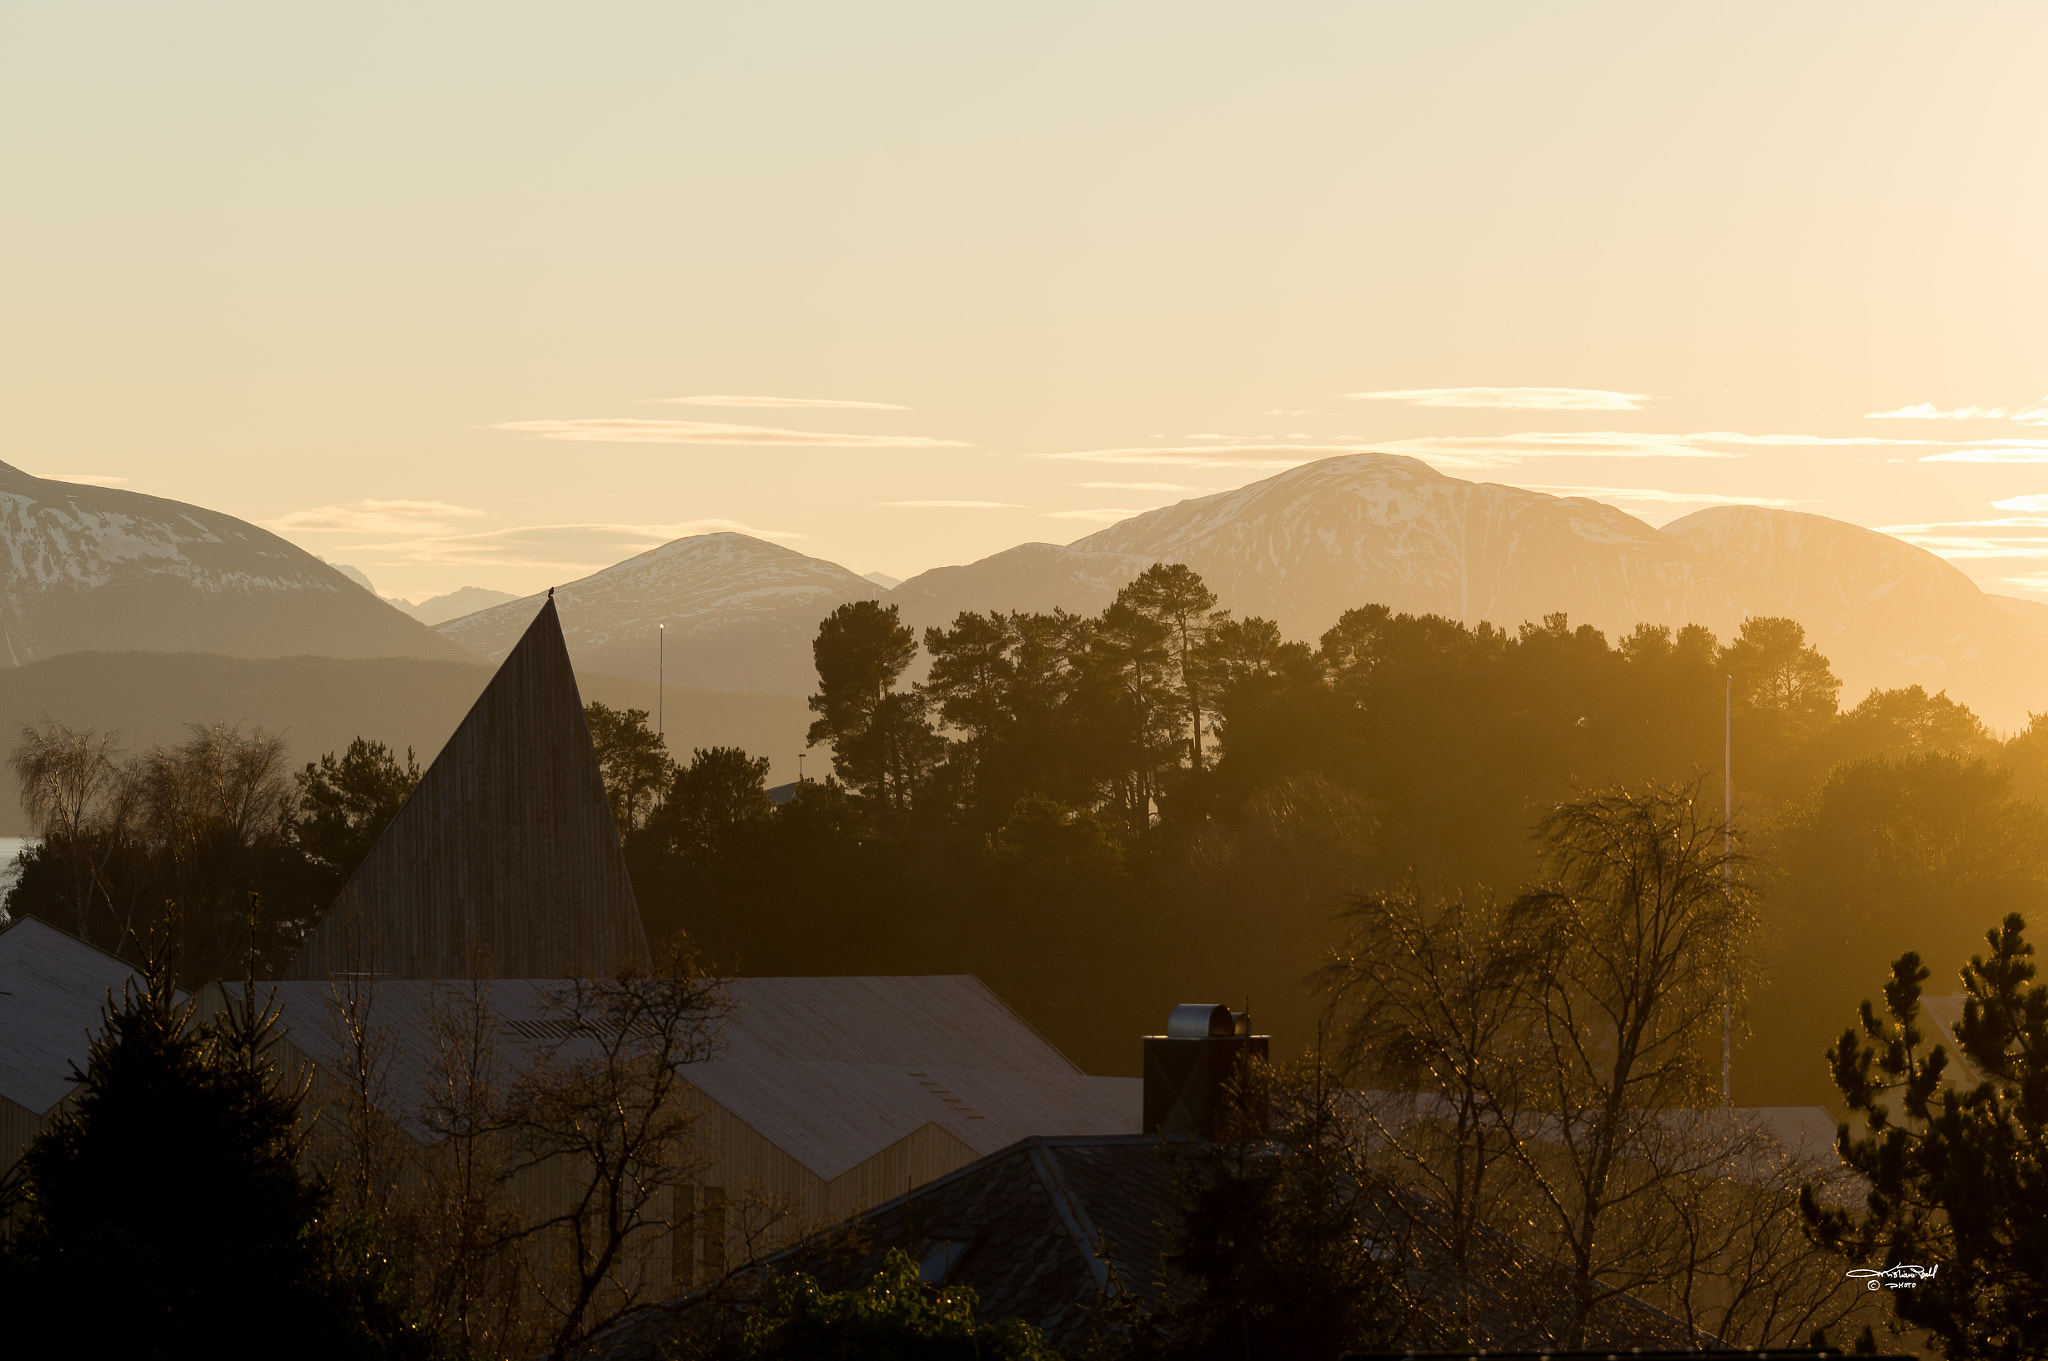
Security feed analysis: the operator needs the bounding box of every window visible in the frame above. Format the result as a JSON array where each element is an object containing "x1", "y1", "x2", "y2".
[{"x1": 916, "y1": 1232, "x2": 975, "y2": 1283}]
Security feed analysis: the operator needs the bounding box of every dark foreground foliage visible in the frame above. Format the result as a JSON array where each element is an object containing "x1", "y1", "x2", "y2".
[
  {"x1": 0, "y1": 918, "x2": 438, "y2": 1361},
  {"x1": 1806, "y1": 913, "x2": 2048, "y2": 1361},
  {"x1": 729, "y1": 1248, "x2": 1055, "y2": 1361}
]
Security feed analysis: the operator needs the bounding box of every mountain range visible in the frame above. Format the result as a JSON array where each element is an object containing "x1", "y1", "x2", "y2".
[
  {"x1": 8, "y1": 453, "x2": 2048, "y2": 732},
  {"x1": 0, "y1": 463, "x2": 465, "y2": 666},
  {"x1": 437, "y1": 533, "x2": 886, "y2": 692}
]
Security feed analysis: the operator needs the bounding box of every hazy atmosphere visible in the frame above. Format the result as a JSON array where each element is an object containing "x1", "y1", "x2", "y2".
[
  {"x1": 8, "y1": 4, "x2": 2048, "y2": 602},
  {"x1": 4, "y1": 6, "x2": 2046, "y2": 1359}
]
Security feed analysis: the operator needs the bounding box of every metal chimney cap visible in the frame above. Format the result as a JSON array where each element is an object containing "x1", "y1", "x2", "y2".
[{"x1": 1167, "y1": 1003, "x2": 1236, "y2": 1039}]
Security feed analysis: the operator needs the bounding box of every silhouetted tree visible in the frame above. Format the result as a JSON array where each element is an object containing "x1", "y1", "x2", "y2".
[
  {"x1": 1720, "y1": 616, "x2": 1841, "y2": 746},
  {"x1": 648, "y1": 746, "x2": 773, "y2": 863},
  {"x1": 585, "y1": 702, "x2": 675, "y2": 836},
  {"x1": 0, "y1": 918, "x2": 438, "y2": 1359},
  {"x1": 1132, "y1": 1056, "x2": 1419, "y2": 1359},
  {"x1": 6, "y1": 721, "x2": 310, "y2": 980},
  {"x1": 291, "y1": 737, "x2": 423, "y2": 893},
  {"x1": 807, "y1": 601, "x2": 941, "y2": 811},
  {"x1": 1805, "y1": 915, "x2": 2048, "y2": 1361},
  {"x1": 732, "y1": 1248, "x2": 1056, "y2": 1360}
]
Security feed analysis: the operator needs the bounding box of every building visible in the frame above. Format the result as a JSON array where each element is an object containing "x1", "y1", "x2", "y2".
[
  {"x1": 0, "y1": 916, "x2": 168, "y2": 1178},
  {"x1": 285, "y1": 595, "x2": 648, "y2": 982}
]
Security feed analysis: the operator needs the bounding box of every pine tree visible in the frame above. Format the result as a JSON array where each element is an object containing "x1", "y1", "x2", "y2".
[
  {"x1": 1804, "y1": 913, "x2": 2048, "y2": 1360},
  {"x1": 0, "y1": 915, "x2": 437, "y2": 1360}
]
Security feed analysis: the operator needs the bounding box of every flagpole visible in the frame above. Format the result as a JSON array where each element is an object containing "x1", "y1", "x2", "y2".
[{"x1": 1722, "y1": 673, "x2": 1733, "y2": 1108}]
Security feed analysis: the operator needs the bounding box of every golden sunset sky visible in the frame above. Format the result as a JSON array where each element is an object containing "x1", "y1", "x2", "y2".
[{"x1": 5, "y1": 3, "x2": 2046, "y2": 601}]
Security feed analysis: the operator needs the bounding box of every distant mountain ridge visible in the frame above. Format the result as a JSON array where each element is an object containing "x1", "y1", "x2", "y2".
[
  {"x1": 888, "y1": 455, "x2": 2048, "y2": 727},
  {"x1": 0, "y1": 463, "x2": 468, "y2": 666},
  {"x1": 436, "y1": 532, "x2": 883, "y2": 692},
  {"x1": 20, "y1": 455, "x2": 2048, "y2": 729}
]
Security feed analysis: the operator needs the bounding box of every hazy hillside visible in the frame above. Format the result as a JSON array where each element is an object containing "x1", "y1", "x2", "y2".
[
  {"x1": 0, "y1": 464, "x2": 469, "y2": 665},
  {"x1": 1665, "y1": 507, "x2": 2048, "y2": 729},
  {"x1": 437, "y1": 532, "x2": 881, "y2": 692},
  {"x1": 0, "y1": 651, "x2": 814, "y2": 836},
  {"x1": 398, "y1": 586, "x2": 521, "y2": 626},
  {"x1": 1069, "y1": 454, "x2": 1744, "y2": 643},
  {"x1": 889, "y1": 542, "x2": 1157, "y2": 634}
]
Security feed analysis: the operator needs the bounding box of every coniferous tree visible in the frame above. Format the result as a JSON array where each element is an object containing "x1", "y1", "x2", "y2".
[
  {"x1": 290, "y1": 737, "x2": 423, "y2": 893},
  {"x1": 0, "y1": 917, "x2": 437, "y2": 1360},
  {"x1": 1804, "y1": 915, "x2": 2048, "y2": 1361}
]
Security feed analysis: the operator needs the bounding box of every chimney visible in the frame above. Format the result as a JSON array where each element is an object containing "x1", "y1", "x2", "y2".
[{"x1": 1143, "y1": 1002, "x2": 1271, "y2": 1137}]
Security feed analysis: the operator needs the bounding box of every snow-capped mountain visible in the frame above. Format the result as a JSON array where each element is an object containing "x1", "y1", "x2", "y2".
[
  {"x1": 1666, "y1": 506, "x2": 2048, "y2": 726},
  {"x1": 889, "y1": 542, "x2": 1159, "y2": 635},
  {"x1": 1069, "y1": 454, "x2": 1746, "y2": 643},
  {"x1": 435, "y1": 532, "x2": 883, "y2": 692},
  {"x1": 0, "y1": 463, "x2": 468, "y2": 666}
]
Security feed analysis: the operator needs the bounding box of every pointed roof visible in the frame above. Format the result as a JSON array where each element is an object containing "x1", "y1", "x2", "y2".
[{"x1": 286, "y1": 598, "x2": 650, "y2": 980}]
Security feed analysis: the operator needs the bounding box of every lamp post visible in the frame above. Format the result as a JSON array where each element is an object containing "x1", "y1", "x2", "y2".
[{"x1": 1722, "y1": 673, "x2": 1732, "y2": 1108}]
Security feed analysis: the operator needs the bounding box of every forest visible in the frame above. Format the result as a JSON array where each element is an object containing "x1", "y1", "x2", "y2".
[{"x1": 12, "y1": 563, "x2": 2048, "y2": 1106}]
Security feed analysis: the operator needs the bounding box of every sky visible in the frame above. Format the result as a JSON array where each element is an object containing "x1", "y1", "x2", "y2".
[{"x1": 4, "y1": 2, "x2": 2048, "y2": 603}]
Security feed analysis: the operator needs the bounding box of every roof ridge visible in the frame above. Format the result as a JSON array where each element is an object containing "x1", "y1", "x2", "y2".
[{"x1": 1027, "y1": 1141, "x2": 1109, "y2": 1288}]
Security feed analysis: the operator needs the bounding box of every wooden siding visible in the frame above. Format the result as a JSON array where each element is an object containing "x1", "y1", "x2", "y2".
[
  {"x1": 1, "y1": 1092, "x2": 49, "y2": 1184},
  {"x1": 685, "y1": 1085, "x2": 982, "y2": 1259},
  {"x1": 287, "y1": 598, "x2": 649, "y2": 981}
]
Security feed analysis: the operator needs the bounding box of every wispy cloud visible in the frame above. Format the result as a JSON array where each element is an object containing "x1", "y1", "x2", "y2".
[
  {"x1": 1998, "y1": 572, "x2": 2048, "y2": 592},
  {"x1": 1045, "y1": 507, "x2": 1158, "y2": 523},
  {"x1": 1919, "y1": 443, "x2": 2048, "y2": 463},
  {"x1": 1349, "y1": 387, "x2": 1651, "y2": 411},
  {"x1": 1867, "y1": 403, "x2": 2009, "y2": 420},
  {"x1": 1365, "y1": 432, "x2": 1738, "y2": 468},
  {"x1": 44, "y1": 473, "x2": 129, "y2": 487},
  {"x1": 1994, "y1": 494, "x2": 2048, "y2": 512},
  {"x1": 347, "y1": 520, "x2": 803, "y2": 572},
  {"x1": 1073, "y1": 481, "x2": 1213, "y2": 493},
  {"x1": 1042, "y1": 445, "x2": 1343, "y2": 470},
  {"x1": 492, "y1": 418, "x2": 967, "y2": 447},
  {"x1": 876, "y1": 500, "x2": 1022, "y2": 509},
  {"x1": 264, "y1": 499, "x2": 490, "y2": 535},
  {"x1": 1186, "y1": 432, "x2": 1316, "y2": 441},
  {"x1": 1519, "y1": 484, "x2": 1804, "y2": 509},
  {"x1": 1873, "y1": 516, "x2": 2048, "y2": 560},
  {"x1": 652, "y1": 395, "x2": 910, "y2": 410}
]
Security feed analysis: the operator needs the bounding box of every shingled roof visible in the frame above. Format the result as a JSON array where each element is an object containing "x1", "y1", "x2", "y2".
[
  {"x1": 286, "y1": 597, "x2": 649, "y2": 980},
  {"x1": 592, "y1": 1133, "x2": 1706, "y2": 1357}
]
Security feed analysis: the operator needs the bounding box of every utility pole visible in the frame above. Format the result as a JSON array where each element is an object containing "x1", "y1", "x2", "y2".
[
  {"x1": 1722, "y1": 673, "x2": 1733, "y2": 1109},
  {"x1": 798, "y1": 752, "x2": 805, "y2": 783},
  {"x1": 657, "y1": 624, "x2": 665, "y2": 740}
]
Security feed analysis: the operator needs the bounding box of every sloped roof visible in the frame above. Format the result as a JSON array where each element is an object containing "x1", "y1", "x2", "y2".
[
  {"x1": 286, "y1": 597, "x2": 649, "y2": 980},
  {"x1": 243, "y1": 973, "x2": 1137, "y2": 1175},
  {"x1": 684, "y1": 976, "x2": 1139, "y2": 1178},
  {"x1": 592, "y1": 1133, "x2": 1705, "y2": 1359},
  {"x1": 0, "y1": 918, "x2": 161, "y2": 1115},
  {"x1": 1919, "y1": 994, "x2": 1985, "y2": 1085}
]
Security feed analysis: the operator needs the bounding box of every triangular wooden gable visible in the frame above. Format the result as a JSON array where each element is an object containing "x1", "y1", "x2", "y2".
[{"x1": 286, "y1": 598, "x2": 650, "y2": 979}]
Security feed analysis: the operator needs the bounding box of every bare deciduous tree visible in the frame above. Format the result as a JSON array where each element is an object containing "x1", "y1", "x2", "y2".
[
  {"x1": 1325, "y1": 782, "x2": 1880, "y2": 1348},
  {"x1": 7, "y1": 720, "x2": 135, "y2": 944},
  {"x1": 499, "y1": 945, "x2": 729, "y2": 1360}
]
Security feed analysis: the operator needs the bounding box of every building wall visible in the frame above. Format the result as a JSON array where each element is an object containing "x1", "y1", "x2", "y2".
[
  {"x1": 1, "y1": 1092, "x2": 51, "y2": 1188},
  {"x1": 683, "y1": 1087, "x2": 982, "y2": 1274}
]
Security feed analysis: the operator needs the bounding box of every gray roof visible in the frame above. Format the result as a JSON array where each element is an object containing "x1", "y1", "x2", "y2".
[
  {"x1": 685, "y1": 976, "x2": 1138, "y2": 1178},
  {"x1": 0, "y1": 918, "x2": 153, "y2": 1115},
  {"x1": 591, "y1": 1133, "x2": 1706, "y2": 1359},
  {"x1": 246, "y1": 973, "x2": 1138, "y2": 1174}
]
